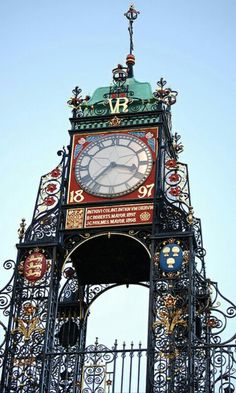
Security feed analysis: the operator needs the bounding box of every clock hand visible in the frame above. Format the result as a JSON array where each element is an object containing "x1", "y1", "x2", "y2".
[
  {"x1": 114, "y1": 163, "x2": 137, "y2": 171},
  {"x1": 93, "y1": 162, "x2": 114, "y2": 181},
  {"x1": 93, "y1": 162, "x2": 137, "y2": 184}
]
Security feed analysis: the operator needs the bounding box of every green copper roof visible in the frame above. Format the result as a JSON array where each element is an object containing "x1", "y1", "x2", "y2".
[{"x1": 88, "y1": 77, "x2": 153, "y2": 105}]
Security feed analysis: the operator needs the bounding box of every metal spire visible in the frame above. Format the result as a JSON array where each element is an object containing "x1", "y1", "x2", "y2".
[{"x1": 124, "y1": 4, "x2": 140, "y2": 54}]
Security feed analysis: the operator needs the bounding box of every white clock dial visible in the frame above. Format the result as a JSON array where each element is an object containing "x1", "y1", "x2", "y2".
[{"x1": 75, "y1": 134, "x2": 153, "y2": 197}]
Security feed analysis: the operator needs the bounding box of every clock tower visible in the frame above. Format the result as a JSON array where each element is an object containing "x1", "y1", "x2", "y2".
[{"x1": 0, "y1": 5, "x2": 235, "y2": 393}]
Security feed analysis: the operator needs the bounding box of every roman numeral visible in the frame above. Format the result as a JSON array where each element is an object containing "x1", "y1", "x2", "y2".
[
  {"x1": 96, "y1": 141, "x2": 105, "y2": 149},
  {"x1": 134, "y1": 172, "x2": 145, "y2": 179},
  {"x1": 79, "y1": 164, "x2": 89, "y2": 171},
  {"x1": 82, "y1": 174, "x2": 93, "y2": 184},
  {"x1": 111, "y1": 137, "x2": 120, "y2": 145},
  {"x1": 108, "y1": 186, "x2": 115, "y2": 194},
  {"x1": 90, "y1": 182, "x2": 101, "y2": 193}
]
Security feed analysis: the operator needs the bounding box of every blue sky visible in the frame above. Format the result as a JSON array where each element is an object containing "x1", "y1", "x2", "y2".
[{"x1": 0, "y1": 0, "x2": 235, "y2": 345}]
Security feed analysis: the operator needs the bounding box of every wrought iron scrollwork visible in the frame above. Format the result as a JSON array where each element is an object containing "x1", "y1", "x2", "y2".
[
  {"x1": 158, "y1": 198, "x2": 189, "y2": 232},
  {"x1": 163, "y1": 156, "x2": 191, "y2": 213},
  {"x1": 25, "y1": 150, "x2": 67, "y2": 243},
  {"x1": 0, "y1": 260, "x2": 16, "y2": 366},
  {"x1": 153, "y1": 78, "x2": 178, "y2": 107}
]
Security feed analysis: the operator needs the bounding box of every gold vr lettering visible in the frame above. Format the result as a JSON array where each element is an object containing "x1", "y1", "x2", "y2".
[{"x1": 108, "y1": 97, "x2": 129, "y2": 114}]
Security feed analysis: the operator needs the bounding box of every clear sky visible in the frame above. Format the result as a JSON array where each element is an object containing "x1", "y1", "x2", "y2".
[{"x1": 0, "y1": 0, "x2": 235, "y2": 346}]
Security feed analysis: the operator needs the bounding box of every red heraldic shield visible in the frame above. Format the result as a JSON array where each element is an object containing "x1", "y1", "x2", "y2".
[{"x1": 23, "y1": 252, "x2": 47, "y2": 282}]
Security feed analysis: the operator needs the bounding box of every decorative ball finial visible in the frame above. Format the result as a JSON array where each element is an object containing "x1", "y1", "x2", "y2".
[{"x1": 126, "y1": 53, "x2": 135, "y2": 66}]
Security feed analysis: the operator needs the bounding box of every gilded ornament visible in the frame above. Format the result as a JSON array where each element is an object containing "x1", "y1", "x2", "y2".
[
  {"x1": 23, "y1": 303, "x2": 36, "y2": 315},
  {"x1": 12, "y1": 303, "x2": 44, "y2": 341},
  {"x1": 139, "y1": 211, "x2": 151, "y2": 221},
  {"x1": 66, "y1": 208, "x2": 84, "y2": 229},
  {"x1": 183, "y1": 250, "x2": 190, "y2": 264},
  {"x1": 163, "y1": 271, "x2": 180, "y2": 279},
  {"x1": 109, "y1": 116, "x2": 122, "y2": 126},
  {"x1": 158, "y1": 349, "x2": 180, "y2": 359},
  {"x1": 207, "y1": 317, "x2": 219, "y2": 328},
  {"x1": 187, "y1": 206, "x2": 194, "y2": 225},
  {"x1": 14, "y1": 357, "x2": 36, "y2": 366},
  {"x1": 164, "y1": 294, "x2": 178, "y2": 308},
  {"x1": 18, "y1": 218, "x2": 26, "y2": 241},
  {"x1": 153, "y1": 309, "x2": 187, "y2": 334},
  {"x1": 12, "y1": 316, "x2": 44, "y2": 341}
]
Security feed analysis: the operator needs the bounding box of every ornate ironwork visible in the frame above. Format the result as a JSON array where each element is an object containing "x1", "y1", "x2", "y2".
[
  {"x1": 67, "y1": 86, "x2": 90, "y2": 117},
  {"x1": 163, "y1": 147, "x2": 191, "y2": 214},
  {"x1": 18, "y1": 218, "x2": 26, "y2": 242},
  {"x1": 154, "y1": 77, "x2": 178, "y2": 106},
  {"x1": 0, "y1": 11, "x2": 235, "y2": 392},
  {"x1": 24, "y1": 149, "x2": 67, "y2": 243}
]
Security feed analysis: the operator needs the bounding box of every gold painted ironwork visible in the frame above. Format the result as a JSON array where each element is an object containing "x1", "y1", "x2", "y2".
[
  {"x1": 187, "y1": 206, "x2": 194, "y2": 224},
  {"x1": 164, "y1": 294, "x2": 178, "y2": 308},
  {"x1": 14, "y1": 357, "x2": 36, "y2": 366},
  {"x1": 12, "y1": 303, "x2": 44, "y2": 341},
  {"x1": 153, "y1": 309, "x2": 187, "y2": 335},
  {"x1": 18, "y1": 218, "x2": 26, "y2": 241},
  {"x1": 158, "y1": 349, "x2": 180, "y2": 359}
]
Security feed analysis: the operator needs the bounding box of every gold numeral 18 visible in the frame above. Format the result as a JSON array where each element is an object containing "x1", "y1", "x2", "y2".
[{"x1": 69, "y1": 190, "x2": 85, "y2": 203}]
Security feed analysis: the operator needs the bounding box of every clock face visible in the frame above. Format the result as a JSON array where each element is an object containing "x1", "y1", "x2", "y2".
[{"x1": 75, "y1": 134, "x2": 153, "y2": 198}]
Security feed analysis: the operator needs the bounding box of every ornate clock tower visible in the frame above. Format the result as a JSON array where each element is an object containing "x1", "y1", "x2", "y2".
[{"x1": 0, "y1": 6, "x2": 235, "y2": 393}]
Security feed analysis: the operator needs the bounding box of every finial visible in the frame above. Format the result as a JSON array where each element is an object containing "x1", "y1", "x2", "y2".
[
  {"x1": 67, "y1": 86, "x2": 90, "y2": 118},
  {"x1": 153, "y1": 78, "x2": 178, "y2": 107},
  {"x1": 112, "y1": 64, "x2": 128, "y2": 87},
  {"x1": 124, "y1": 4, "x2": 140, "y2": 55},
  {"x1": 187, "y1": 206, "x2": 194, "y2": 225},
  {"x1": 18, "y1": 218, "x2": 26, "y2": 242}
]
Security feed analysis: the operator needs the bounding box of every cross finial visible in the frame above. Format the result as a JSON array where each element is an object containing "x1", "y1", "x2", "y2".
[{"x1": 124, "y1": 4, "x2": 140, "y2": 54}]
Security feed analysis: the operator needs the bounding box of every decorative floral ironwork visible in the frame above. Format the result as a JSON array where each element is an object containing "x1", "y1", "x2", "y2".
[
  {"x1": 12, "y1": 303, "x2": 44, "y2": 341},
  {"x1": 172, "y1": 132, "x2": 184, "y2": 156},
  {"x1": 153, "y1": 77, "x2": 178, "y2": 106},
  {"x1": 153, "y1": 308, "x2": 187, "y2": 335},
  {"x1": 24, "y1": 150, "x2": 66, "y2": 243},
  {"x1": 67, "y1": 86, "x2": 90, "y2": 117},
  {"x1": 163, "y1": 151, "x2": 191, "y2": 214}
]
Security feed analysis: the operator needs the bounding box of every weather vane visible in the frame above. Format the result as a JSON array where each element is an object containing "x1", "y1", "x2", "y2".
[{"x1": 124, "y1": 4, "x2": 140, "y2": 54}]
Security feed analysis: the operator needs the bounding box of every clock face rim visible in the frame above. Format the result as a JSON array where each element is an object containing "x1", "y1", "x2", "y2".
[{"x1": 74, "y1": 133, "x2": 153, "y2": 198}]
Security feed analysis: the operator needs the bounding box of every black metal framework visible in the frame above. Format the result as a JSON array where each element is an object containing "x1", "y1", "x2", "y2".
[{"x1": 0, "y1": 42, "x2": 235, "y2": 393}]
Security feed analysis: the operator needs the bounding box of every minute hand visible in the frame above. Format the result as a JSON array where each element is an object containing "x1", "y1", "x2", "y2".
[
  {"x1": 93, "y1": 162, "x2": 114, "y2": 181},
  {"x1": 114, "y1": 163, "x2": 137, "y2": 171}
]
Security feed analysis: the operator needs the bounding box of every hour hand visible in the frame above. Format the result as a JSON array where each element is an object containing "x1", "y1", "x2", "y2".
[{"x1": 94, "y1": 163, "x2": 113, "y2": 181}]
